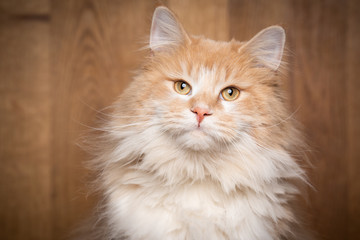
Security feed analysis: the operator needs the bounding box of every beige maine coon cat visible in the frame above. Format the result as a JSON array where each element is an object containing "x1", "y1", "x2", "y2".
[{"x1": 84, "y1": 6, "x2": 312, "y2": 240}]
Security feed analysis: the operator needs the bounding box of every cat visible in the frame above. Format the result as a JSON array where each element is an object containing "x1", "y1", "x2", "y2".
[{"x1": 84, "y1": 6, "x2": 312, "y2": 240}]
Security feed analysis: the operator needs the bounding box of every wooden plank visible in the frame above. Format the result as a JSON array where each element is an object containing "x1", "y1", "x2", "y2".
[
  {"x1": 347, "y1": 0, "x2": 360, "y2": 239},
  {"x1": 50, "y1": 0, "x2": 156, "y2": 238},
  {"x1": 290, "y1": 1, "x2": 348, "y2": 239},
  {"x1": 0, "y1": 18, "x2": 51, "y2": 240}
]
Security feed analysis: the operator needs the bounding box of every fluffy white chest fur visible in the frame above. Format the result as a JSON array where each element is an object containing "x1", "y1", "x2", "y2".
[
  {"x1": 102, "y1": 129, "x2": 301, "y2": 240},
  {"x1": 109, "y1": 179, "x2": 283, "y2": 240}
]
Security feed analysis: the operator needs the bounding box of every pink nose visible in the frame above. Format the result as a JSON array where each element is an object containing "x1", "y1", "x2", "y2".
[{"x1": 191, "y1": 107, "x2": 212, "y2": 126}]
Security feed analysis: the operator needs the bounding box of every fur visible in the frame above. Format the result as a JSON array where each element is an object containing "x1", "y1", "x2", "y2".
[{"x1": 84, "y1": 6, "x2": 311, "y2": 240}]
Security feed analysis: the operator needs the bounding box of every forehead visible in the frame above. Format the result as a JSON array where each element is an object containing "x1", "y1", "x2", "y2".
[
  {"x1": 165, "y1": 38, "x2": 251, "y2": 88},
  {"x1": 184, "y1": 38, "x2": 241, "y2": 72},
  {"x1": 183, "y1": 64, "x2": 227, "y2": 91}
]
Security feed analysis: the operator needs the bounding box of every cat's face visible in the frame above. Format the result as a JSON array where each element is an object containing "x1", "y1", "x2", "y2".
[
  {"x1": 143, "y1": 42, "x2": 254, "y2": 151},
  {"x1": 134, "y1": 39, "x2": 284, "y2": 152},
  {"x1": 117, "y1": 7, "x2": 286, "y2": 152}
]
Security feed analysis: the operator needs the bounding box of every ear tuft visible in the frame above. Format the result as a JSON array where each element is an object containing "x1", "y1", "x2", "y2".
[
  {"x1": 241, "y1": 26, "x2": 286, "y2": 70},
  {"x1": 150, "y1": 7, "x2": 189, "y2": 52}
]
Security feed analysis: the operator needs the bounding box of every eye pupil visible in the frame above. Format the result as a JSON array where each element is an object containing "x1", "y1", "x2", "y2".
[
  {"x1": 181, "y1": 83, "x2": 186, "y2": 89},
  {"x1": 227, "y1": 88, "x2": 233, "y2": 96}
]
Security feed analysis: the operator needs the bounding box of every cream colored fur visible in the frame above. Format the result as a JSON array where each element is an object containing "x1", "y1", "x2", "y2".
[{"x1": 86, "y1": 6, "x2": 312, "y2": 240}]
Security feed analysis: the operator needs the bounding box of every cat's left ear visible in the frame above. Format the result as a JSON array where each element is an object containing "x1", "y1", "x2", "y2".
[
  {"x1": 150, "y1": 6, "x2": 190, "y2": 52},
  {"x1": 240, "y1": 26, "x2": 285, "y2": 70}
]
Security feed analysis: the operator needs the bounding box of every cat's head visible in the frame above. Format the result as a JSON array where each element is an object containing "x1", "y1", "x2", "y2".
[{"x1": 118, "y1": 7, "x2": 288, "y2": 152}]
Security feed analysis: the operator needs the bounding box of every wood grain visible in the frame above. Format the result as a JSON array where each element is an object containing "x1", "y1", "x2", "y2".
[
  {"x1": 0, "y1": 0, "x2": 359, "y2": 239},
  {"x1": 0, "y1": 17, "x2": 51, "y2": 240}
]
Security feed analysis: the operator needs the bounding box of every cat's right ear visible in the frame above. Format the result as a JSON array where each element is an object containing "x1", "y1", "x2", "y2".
[
  {"x1": 150, "y1": 6, "x2": 190, "y2": 52},
  {"x1": 239, "y1": 26, "x2": 286, "y2": 70}
]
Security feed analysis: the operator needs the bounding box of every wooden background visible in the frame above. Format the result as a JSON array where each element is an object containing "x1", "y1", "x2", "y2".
[{"x1": 0, "y1": 0, "x2": 359, "y2": 239}]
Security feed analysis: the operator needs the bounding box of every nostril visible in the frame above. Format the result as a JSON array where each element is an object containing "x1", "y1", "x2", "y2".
[
  {"x1": 191, "y1": 107, "x2": 212, "y2": 125},
  {"x1": 191, "y1": 107, "x2": 212, "y2": 116}
]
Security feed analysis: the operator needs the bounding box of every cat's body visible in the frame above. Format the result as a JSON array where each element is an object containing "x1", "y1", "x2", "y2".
[{"x1": 86, "y1": 7, "x2": 311, "y2": 240}]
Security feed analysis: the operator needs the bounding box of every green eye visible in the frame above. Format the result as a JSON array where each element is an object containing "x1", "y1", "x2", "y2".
[
  {"x1": 174, "y1": 81, "x2": 191, "y2": 95},
  {"x1": 221, "y1": 87, "x2": 240, "y2": 101}
]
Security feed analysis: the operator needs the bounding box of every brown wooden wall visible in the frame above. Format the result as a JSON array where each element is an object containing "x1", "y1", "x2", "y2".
[{"x1": 0, "y1": 0, "x2": 359, "y2": 239}]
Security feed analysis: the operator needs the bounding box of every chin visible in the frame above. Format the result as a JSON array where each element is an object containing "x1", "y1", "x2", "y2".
[{"x1": 175, "y1": 128, "x2": 216, "y2": 151}]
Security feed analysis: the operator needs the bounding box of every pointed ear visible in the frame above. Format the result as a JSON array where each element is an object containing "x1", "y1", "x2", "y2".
[
  {"x1": 150, "y1": 6, "x2": 190, "y2": 52},
  {"x1": 240, "y1": 26, "x2": 285, "y2": 70}
]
